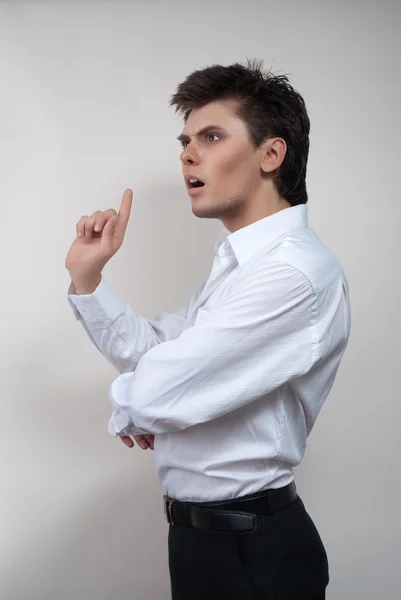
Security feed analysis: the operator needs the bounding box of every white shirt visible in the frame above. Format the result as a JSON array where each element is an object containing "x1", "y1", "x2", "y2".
[{"x1": 68, "y1": 205, "x2": 351, "y2": 502}]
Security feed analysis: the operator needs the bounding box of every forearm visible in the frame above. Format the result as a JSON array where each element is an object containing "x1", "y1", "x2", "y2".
[
  {"x1": 68, "y1": 276, "x2": 161, "y2": 373},
  {"x1": 68, "y1": 275, "x2": 191, "y2": 374}
]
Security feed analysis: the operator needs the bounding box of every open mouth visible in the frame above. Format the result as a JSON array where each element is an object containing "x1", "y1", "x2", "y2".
[{"x1": 188, "y1": 178, "x2": 205, "y2": 189}]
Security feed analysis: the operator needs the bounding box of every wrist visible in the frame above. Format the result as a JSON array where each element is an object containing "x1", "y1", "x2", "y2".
[{"x1": 70, "y1": 272, "x2": 102, "y2": 295}]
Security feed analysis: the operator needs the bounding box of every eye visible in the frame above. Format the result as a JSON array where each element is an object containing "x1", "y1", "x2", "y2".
[{"x1": 206, "y1": 133, "x2": 220, "y2": 142}]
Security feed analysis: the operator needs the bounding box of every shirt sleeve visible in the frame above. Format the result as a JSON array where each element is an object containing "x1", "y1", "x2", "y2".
[
  {"x1": 68, "y1": 276, "x2": 204, "y2": 374},
  {"x1": 108, "y1": 260, "x2": 317, "y2": 436}
]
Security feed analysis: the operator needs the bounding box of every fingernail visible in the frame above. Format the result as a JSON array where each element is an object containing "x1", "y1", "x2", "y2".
[{"x1": 94, "y1": 224, "x2": 100, "y2": 232}]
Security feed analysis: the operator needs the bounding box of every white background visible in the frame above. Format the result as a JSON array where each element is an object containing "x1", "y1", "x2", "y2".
[{"x1": 1, "y1": 1, "x2": 400, "y2": 598}]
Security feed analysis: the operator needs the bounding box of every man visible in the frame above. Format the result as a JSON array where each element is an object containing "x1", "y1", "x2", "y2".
[{"x1": 65, "y1": 59, "x2": 350, "y2": 599}]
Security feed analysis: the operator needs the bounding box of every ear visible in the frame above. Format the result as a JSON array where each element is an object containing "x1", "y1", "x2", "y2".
[{"x1": 260, "y1": 137, "x2": 287, "y2": 174}]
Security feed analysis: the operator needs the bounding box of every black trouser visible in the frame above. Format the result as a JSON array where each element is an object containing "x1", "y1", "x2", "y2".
[{"x1": 168, "y1": 495, "x2": 329, "y2": 599}]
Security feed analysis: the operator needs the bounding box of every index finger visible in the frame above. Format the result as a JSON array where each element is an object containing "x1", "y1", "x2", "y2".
[{"x1": 115, "y1": 188, "x2": 133, "y2": 239}]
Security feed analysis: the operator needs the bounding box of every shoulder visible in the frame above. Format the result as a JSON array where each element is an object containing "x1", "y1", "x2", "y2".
[
  {"x1": 234, "y1": 226, "x2": 347, "y2": 304},
  {"x1": 270, "y1": 227, "x2": 345, "y2": 294}
]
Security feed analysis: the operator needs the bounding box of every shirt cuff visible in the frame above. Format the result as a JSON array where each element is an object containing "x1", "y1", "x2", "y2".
[
  {"x1": 67, "y1": 277, "x2": 127, "y2": 323},
  {"x1": 108, "y1": 409, "x2": 144, "y2": 437}
]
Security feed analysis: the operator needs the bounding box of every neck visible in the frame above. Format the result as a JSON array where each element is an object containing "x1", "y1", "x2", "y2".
[{"x1": 221, "y1": 185, "x2": 291, "y2": 233}]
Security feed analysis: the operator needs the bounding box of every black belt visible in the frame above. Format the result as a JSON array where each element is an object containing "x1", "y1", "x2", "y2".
[{"x1": 163, "y1": 481, "x2": 297, "y2": 533}]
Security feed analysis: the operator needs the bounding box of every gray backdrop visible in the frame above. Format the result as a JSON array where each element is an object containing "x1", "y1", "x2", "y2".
[{"x1": 1, "y1": 1, "x2": 400, "y2": 598}]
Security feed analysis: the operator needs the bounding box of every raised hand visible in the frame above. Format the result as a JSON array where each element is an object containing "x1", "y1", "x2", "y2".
[{"x1": 65, "y1": 189, "x2": 133, "y2": 288}]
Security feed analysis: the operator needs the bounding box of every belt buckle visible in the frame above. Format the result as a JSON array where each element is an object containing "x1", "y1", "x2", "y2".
[
  {"x1": 235, "y1": 512, "x2": 258, "y2": 533},
  {"x1": 164, "y1": 498, "x2": 176, "y2": 526}
]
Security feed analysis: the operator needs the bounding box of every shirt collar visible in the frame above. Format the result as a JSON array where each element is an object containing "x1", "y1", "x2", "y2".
[{"x1": 215, "y1": 205, "x2": 309, "y2": 266}]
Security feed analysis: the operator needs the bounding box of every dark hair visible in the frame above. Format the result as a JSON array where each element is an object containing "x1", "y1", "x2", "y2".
[{"x1": 170, "y1": 58, "x2": 310, "y2": 206}]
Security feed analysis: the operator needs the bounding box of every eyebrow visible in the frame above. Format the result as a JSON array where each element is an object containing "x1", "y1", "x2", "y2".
[{"x1": 177, "y1": 125, "x2": 227, "y2": 144}]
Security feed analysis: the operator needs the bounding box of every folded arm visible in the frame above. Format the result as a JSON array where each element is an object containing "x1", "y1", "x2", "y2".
[{"x1": 108, "y1": 261, "x2": 316, "y2": 437}]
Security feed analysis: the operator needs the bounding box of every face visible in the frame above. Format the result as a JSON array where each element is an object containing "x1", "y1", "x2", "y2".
[{"x1": 178, "y1": 100, "x2": 269, "y2": 230}]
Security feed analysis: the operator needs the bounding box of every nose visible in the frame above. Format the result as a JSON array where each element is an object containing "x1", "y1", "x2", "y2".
[{"x1": 180, "y1": 143, "x2": 200, "y2": 166}]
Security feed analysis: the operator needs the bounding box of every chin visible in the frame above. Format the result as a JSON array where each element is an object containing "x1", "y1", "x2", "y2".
[
  {"x1": 193, "y1": 194, "x2": 243, "y2": 220},
  {"x1": 192, "y1": 203, "x2": 227, "y2": 220},
  {"x1": 192, "y1": 205, "x2": 216, "y2": 219}
]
